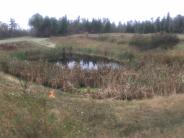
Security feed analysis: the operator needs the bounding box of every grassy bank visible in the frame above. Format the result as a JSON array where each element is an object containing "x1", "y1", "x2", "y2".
[
  {"x1": 1, "y1": 34, "x2": 184, "y2": 137},
  {"x1": 1, "y1": 71, "x2": 184, "y2": 137}
]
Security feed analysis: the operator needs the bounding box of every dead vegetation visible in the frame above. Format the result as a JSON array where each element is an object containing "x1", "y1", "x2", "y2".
[
  {"x1": 0, "y1": 42, "x2": 30, "y2": 51},
  {"x1": 2, "y1": 57, "x2": 184, "y2": 100},
  {"x1": 1, "y1": 70, "x2": 184, "y2": 137},
  {"x1": 1, "y1": 34, "x2": 184, "y2": 137},
  {"x1": 1, "y1": 34, "x2": 184, "y2": 101}
]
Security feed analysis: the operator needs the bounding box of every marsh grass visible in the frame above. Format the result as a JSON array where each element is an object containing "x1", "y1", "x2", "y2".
[
  {"x1": 130, "y1": 33, "x2": 179, "y2": 50},
  {"x1": 1, "y1": 34, "x2": 184, "y2": 100},
  {"x1": 1, "y1": 34, "x2": 184, "y2": 137},
  {"x1": 2, "y1": 56, "x2": 184, "y2": 100}
]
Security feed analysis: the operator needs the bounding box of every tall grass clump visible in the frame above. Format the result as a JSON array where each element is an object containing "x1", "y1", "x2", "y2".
[{"x1": 129, "y1": 33, "x2": 179, "y2": 50}]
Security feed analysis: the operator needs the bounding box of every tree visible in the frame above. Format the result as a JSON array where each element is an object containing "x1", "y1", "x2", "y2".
[
  {"x1": 155, "y1": 17, "x2": 161, "y2": 32},
  {"x1": 58, "y1": 16, "x2": 68, "y2": 35},
  {"x1": 9, "y1": 18, "x2": 17, "y2": 31},
  {"x1": 29, "y1": 13, "x2": 44, "y2": 36},
  {"x1": 9, "y1": 18, "x2": 18, "y2": 36},
  {"x1": 0, "y1": 22, "x2": 9, "y2": 38},
  {"x1": 50, "y1": 17, "x2": 58, "y2": 35},
  {"x1": 103, "y1": 18, "x2": 111, "y2": 33},
  {"x1": 42, "y1": 16, "x2": 51, "y2": 36},
  {"x1": 166, "y1": 13, "x2": 172, "y2": 32}
]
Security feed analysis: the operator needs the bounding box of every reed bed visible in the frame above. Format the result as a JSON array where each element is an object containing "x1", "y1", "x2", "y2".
[{"x1": 2, "y1": 59, "x2": 184, "y2": 100}]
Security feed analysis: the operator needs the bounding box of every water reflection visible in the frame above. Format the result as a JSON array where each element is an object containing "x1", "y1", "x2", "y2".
[{"x1": 56, "y1": 60, "x2": 121, "y2": 70}]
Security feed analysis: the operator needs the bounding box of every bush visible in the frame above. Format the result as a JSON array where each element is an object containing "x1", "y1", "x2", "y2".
[
  {"x1": 151, "y1": 33, "x2": 179, "y2": 49},
  {"x1": 118, "y1": 51, "x2": 134, "y2": 61},
  {"x1": 129, "y1": 33, "x2": 179, "y2": 50}
]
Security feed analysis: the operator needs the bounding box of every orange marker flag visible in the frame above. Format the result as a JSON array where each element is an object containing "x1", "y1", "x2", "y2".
[{"x1": 48, "y1": 90, "x2": 56, "y2": 98}]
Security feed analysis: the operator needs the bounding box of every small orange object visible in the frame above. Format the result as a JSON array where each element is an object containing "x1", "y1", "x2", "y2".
[{"x1": 48, "y1": 90, "x2": 56, "y2": 98}]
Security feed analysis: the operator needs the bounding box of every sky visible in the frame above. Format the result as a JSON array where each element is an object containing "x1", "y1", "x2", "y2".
[{"x1": 0, "y1": 0, "x2": 184, "y2": 29}]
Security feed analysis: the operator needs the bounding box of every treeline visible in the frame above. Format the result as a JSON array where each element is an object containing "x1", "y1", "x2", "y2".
[
  {"x1": 29, "y1": 13, "x2": 184, "y2": 37},
  {"x1": 1, "y1": 13, "x2": 184, "y2": 38},
  {"x1": 0, "y1": 18, "x2": 28, "y2": 39},
  {"x1": 29, "y1": 13, "x2": 116, "y2": 36},
  {"x1": 125, "y1": 13, "x2": 184, "y2": 33}
]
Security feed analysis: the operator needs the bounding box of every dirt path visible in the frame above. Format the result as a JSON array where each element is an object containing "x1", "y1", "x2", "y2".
[
  {"x1": 0, "y1": 37, "x2": 56, "y2": 48},
  {"x1": 0, "y1": 72, "x2": 20, "y2": 84}
]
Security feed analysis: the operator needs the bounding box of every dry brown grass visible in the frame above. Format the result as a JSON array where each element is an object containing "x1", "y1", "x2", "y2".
[
  {"x1": 1, "y1": 34, "x2": 184, "y2": 137},
  {"x1": 1, "y1": 70, "x2": 184, "y2": 138},
  {"x1": 2, "y1": 57, "x2": 184, "y2": 100},
  {"x1": 0, "y1": 41, "x2": 40, "y2": 51},
  {"x1": 2, "y1": 34, "x2": 184, "y2": 101},
  {"x1": 50, "y1": 34, "x2": 131, "y2": 55}
]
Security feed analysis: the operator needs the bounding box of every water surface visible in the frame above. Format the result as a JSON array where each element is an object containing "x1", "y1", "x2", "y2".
[{"x1": 56, "y1": 59, "x2": 121, "y2": 70}]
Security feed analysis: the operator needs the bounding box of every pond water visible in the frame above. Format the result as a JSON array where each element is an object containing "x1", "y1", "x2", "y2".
[{"x1": 56, "y1": 59, "x2": 121, "y2": 70}]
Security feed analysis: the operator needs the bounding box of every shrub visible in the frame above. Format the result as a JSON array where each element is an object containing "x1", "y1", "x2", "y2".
[
  {"x1": 151, "y1": 33, "x2": 179, "y2": 49},
  {"x1": 129, "y1": 34, "x2": 150, "y2": 50},
  {"x1": 118, "y1": 51, "x2": 134, "y2": 61},
  {"x1": 129, "y1": 33, "x2": 179, "y2": 50}
]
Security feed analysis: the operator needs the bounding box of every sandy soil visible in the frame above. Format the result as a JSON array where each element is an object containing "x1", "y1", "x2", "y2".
[{"x1": 0, "y1": 37, "x2": 56, "y2": 48}]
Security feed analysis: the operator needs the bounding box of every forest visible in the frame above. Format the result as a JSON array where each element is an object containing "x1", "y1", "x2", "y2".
[
  {"x1": 28, "y1": 13, "x2": 184, "y2": 36},
  {"x1": 1, "y1": 13, "x2": 184, "y2": 38}
]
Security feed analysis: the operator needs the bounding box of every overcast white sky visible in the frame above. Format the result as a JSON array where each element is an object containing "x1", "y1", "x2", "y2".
[{"x1": 0, "y1": 0, "x2": 184, "y2": 29}]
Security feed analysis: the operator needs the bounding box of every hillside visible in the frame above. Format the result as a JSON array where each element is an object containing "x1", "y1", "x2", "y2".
[{"x1": 0, "y1": 34, "x2": 184, "y2": 137}]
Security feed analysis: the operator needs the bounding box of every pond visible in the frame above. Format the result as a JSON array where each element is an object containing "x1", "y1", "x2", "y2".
[{"x1": 56, "y1": 59, "x2": 121, "y2": 70}]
